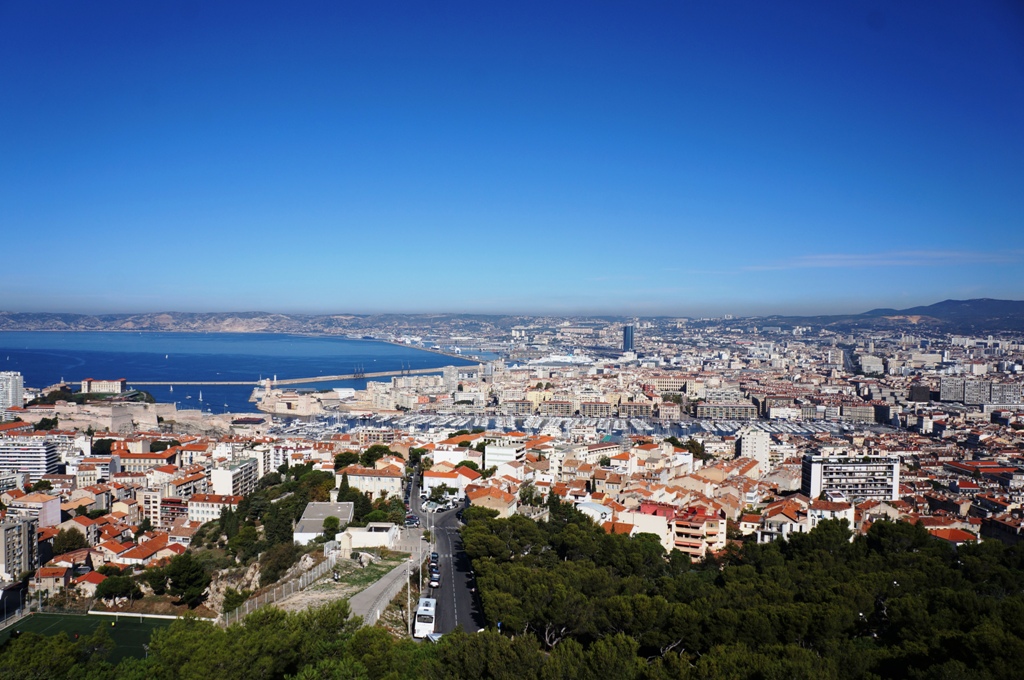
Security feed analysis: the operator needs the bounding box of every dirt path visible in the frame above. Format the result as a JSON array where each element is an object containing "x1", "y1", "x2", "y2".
[{"x1": 271, "y1": 557, "x2": 406, "y2": 614}]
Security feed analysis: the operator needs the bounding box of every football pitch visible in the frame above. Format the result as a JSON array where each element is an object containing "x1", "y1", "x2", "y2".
[{"x1": 0, "y1": 613, "x2": 171, "y2": 662}]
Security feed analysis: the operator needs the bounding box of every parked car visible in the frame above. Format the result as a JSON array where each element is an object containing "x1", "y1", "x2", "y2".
[{"x1": 429, "y1": 577, "x2": 441, "y2": 588}]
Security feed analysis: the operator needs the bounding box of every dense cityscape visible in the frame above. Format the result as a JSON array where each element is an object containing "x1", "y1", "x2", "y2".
[{"x1": 0, "y1": 303, "x2": 1023, "y2": 677}]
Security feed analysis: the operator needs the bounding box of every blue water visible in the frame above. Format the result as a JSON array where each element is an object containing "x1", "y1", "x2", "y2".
[{"x1": 0, "y1": 332, "x2": 474, "y2": 414}]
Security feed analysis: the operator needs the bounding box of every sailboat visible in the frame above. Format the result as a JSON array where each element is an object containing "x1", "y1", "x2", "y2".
[
  {"x1": 199, "y1": 390, "x2": 203, "y2": 402},
  {"x1": 169, "y1": 385, "x2": 173, "y2": 393}
]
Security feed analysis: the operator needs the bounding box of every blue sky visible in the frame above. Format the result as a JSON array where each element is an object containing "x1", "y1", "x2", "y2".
[{"x1": 2, "y1": 1, "x2": 1022, "y2": 317}]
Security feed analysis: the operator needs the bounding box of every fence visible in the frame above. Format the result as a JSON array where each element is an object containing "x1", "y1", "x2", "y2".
[
  {"x1": 0, "y1": 608, "x2": 28, "y2": 633},
  {"x1": 88, "y1": 610, "x2": 215, "y2": 622},
  {"x1": 356, "y1": 559, "x2": 412, "y2": 627},
  {"x1": 220, "y1": 550, "x2": 341, "y2": 627}
]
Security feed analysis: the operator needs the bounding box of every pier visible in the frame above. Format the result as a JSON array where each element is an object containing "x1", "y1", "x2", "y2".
[{"x1": 124, "y1": 366, "x2": 453, "y2": 388}]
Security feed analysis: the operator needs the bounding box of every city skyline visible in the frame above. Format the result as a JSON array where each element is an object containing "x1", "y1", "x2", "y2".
[{"x1": 2, "y1": 2, "x2": 1022, "y2": 316}]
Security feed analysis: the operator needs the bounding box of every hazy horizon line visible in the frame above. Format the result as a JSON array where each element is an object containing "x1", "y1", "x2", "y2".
[{"x1": 1, "y1": 296, "x2": 1019, "y2": 321}]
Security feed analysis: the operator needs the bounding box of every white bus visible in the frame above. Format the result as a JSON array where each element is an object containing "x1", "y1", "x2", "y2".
[{"x1": 413, "y1": 597, "x2": 437, "y2": 639}]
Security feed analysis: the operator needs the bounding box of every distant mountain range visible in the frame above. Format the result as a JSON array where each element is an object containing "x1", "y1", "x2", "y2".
[
  {"x1": 761, "y1": 298, "x2": 1024, "y2": 334},
  {"x1": 0, "y1": 299, "x2": 1021, "y2": 334}
]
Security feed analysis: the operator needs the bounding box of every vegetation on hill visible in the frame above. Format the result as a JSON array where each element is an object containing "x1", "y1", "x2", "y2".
[{"x1": 7, "y1": 499, "x2": 1024, "y2": 679}]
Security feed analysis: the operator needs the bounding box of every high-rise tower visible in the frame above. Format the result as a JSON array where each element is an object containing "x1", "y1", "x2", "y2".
[{"x1": 0, "y1": 372, "x2": 23, "y2": 412}]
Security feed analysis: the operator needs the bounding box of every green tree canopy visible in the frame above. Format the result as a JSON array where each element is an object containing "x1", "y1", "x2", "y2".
[
  {"x1": 166, "y1": 552, "x2": 211, "y2": 608},
  {"x1": 52, "y1": 528, "x2": 89, "y2": 555},
  {"x1": 334, "y1": 451, "x2": 359, "y2": 469}
]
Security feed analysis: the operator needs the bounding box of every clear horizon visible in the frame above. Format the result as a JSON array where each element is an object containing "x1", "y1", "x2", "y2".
[{"x1": 2, "y1": 2, "x2": 1022, "y2": 316}]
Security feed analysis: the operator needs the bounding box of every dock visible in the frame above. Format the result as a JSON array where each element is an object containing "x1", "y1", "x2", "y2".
[{"x1": 124, "y1": 366, "x2": 453, "y2": 388}]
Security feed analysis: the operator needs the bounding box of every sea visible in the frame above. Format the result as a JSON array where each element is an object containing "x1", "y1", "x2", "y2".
[{"x1": 0, "y1": 332, "x2": 476, "y2": 415}]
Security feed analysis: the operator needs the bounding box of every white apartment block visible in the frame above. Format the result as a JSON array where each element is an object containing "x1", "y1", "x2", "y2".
[
  {"x1": 0, "y1": 372, "x2": 24, "y2": 412},
  {"x1": 0, "y1": 438, "x2": 59, "y2": 482},
  {"x1": 336, "y1": 465, "x2": 402, "y2": 498},
  {"x1": 210, "y1": 457, "x2": 258, "y2": 497},
  {"x1": 801, "y1": 453, "x2": 900, "y2": 502}
]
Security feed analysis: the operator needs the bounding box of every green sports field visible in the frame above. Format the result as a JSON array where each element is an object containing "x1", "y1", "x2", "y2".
[{"x1": 0, "y1": 613, "x2": 172, "y2": 662}]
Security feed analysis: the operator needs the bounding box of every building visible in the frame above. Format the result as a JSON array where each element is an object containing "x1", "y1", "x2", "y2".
[
  {"x1": 801, "y1": 453, "x2": 900, "y2": 502},
  {"x1": 539, "y1": 400, "x2": 573, "y2": 417},
  {"x1": 622, "y1": 325, "x2": 635, "y2": 352},
  {"x1": 187, "y1": 493, "x2": 244, "y2": 524},
  {"x1": 673, "y1": 507, "x2": 725, "y2": 560},
  {"x1": 80, "y1": 379, "x2": 126, "y2": 394},
  {"x1": 939, "y1": 377, "x2": 965, "y2": 402},
  {"x1": 619, "y1": 401, "x2": 653, "y2": 418},
  {"x1": 695, "y1": 403, "x2": 758, "y2": 420},
  {"x1": 0, "y1": 517, "x2": 38, "y2": 581},
  {"x1": 0, "y1": 372, "x2": 24, "y2": 412},
  {"x1": 7, "y1": 492, "x2": 61, "y2": 527},
  {"x1": 579, "y1": 402, "x2": 612, "y2": 418},
  {"x1": 336, "y1": 464, "x2": 402, "y2": 498},
  {"x1": 0, "y1": 438, "x2": 59, "y2": 482},
  {"x1": 736, "y1": 427, "x2": 771, "y2": 469},
  {"x1": 210, "y1": 458, "x2": 258, "y2": 497},
  {"x1": 293, "y1": 501, "x2": 355, "y2": 545},
  {"x1": 0, "y1": 469, "x2": 29, "y2": 494},
  {"x1": 466, "y1": 486, "x2": 518, "y2": 518}
]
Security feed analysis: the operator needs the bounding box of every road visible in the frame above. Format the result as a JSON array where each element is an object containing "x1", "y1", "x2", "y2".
[{"x1": 409, "y1": 473, "x2": 485, "y2": 635}]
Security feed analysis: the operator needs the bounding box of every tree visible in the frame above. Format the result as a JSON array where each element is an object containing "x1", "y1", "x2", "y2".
[
  {"x1": 35, "y1": 417, "x2": 58, "y2": 430},
  {"x1": 455, "y1": 460, "x2": 480, "y2": 473},
  {"x1": 260, "y1": 542, "x2": 299, "y2": 587},
  {"x1": 29, "y1": 479, "x2": 53, "y2": 493},
  {"x1": 219, "y1": 507, "x2": 239, "y2": 539},
  {"x1": 429, "y1": 484, "x2": 454, "y2": 503},
  {"x1": 257, "y1": 471, "x2": 282, "y2": 490},
  {"x1": 407, "y1": 447, "x2": 428, "y2": 466},
  {"x1": 519, "y1": 482, "x2": 542, "y2": 506},
  {"x1": 166, "y1": 552, "x2": 211, "y2": 608},
  {"x1": 334, "y1": 451, "x2": 359, "y2": 470},
  {"x1": 323, "y1": 515, "x2": 341, "y2": 537},
  {"x1": 96, "y1": 575, "x2": 141, "y2": 602},
  {"x1": 228, "y1": 525, "x2": 260, "y2": 561},
  {"x1": 91, "y1": 439, "x2": 115, "y2": 456},
  {"x1": 52, "y1": 529, "x2": 89, "y2": 555},
  {"x1": 134, "y1": 517, "x2": 153, "y2": 539},
  {"x1": 150, "y1": 439, "x2": 180, "y2": 453},
  {"x1": 222, "y1": 587, "x2": 251, "y2": 613},
  {"x1": 361, "y1": 444, "x2": 392, "y2": 467}
]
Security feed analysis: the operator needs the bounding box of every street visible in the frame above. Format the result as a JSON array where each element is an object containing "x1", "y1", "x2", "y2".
[{"x1": 409, "y1": 473, "x2": 485, "y2": 634}]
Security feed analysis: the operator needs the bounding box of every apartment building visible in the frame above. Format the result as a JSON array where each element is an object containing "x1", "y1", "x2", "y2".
[
  {"x1": 336, "y1": 464, "x2": 402, "y2": 498},
  {"x1": 673, "y1": 507, "x2": 725, "y2": 560},
  {"x1": 0, "y1": 372, "x2": 24, "y2": 412},
  {"x1": 187, "y1": 493, "x2": 244, "y2": 524},
  {"x1": 210, "y1": 457, "x2": 258, "y2": 497},
  {"x1": 0, "y1": 438, "x2": 59, "y2": 482},
  {"x1": 0, "y1": 517, "x2": 38, "y2": 580},
  {"x1": 695, "y1": 403, "x2": 758, "y2": 420},
  {"x1": 801, "y1": 453, "x2": 900, "y2": 502}
]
